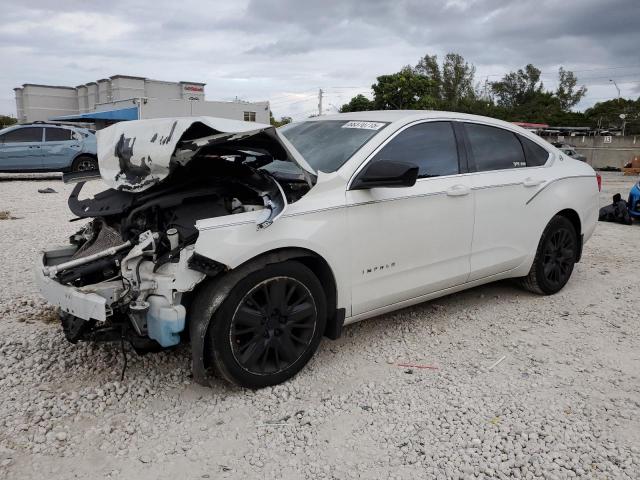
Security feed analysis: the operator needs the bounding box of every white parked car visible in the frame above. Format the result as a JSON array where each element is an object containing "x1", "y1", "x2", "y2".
[{"x1": 36, "y1": 111, "x2": 600, "y2": 388}]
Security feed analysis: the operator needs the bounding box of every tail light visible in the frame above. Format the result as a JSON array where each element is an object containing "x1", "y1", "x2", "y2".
[{"x1": 596, "y1": 173, "x2": 602, "y2": 192}]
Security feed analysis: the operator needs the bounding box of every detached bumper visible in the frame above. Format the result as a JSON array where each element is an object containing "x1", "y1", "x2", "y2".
[{"x1": 35, "y1": 248, "x2": 108, "y2": 322}]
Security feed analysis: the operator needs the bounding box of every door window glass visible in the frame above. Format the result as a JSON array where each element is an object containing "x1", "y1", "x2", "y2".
[
  {"x1": 370, "y1": 122, "x2": 459, "y2": 178},
  {"x1": 465, "y1": 123, "x2": 526, "y2": 171},
  {"x1": 2, "y1": 127, "x2": 43, "y2": 143},
  {"x1": 518, "y1": 135, "x2": 550, "y2": 166},
  {"x1": 45, "y1": 128, "x2": 73, "y2": 141}
]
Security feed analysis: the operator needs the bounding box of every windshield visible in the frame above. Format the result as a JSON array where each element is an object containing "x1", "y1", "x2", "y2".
[{"x1": 279, "y1": 120, "x2": 387, "y2": 173}]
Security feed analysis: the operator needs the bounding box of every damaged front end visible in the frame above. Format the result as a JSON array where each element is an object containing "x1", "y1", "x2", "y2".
[{"x1": 36, "y1": 117, "x2": 314, "y2": 353}]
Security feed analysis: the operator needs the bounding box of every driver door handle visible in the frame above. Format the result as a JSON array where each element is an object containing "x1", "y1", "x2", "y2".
[
  {"x1": 446, "y1": 185, "x2": 470, "y2": 197},
  {"x1": 523, "y1": 177, "x2": 544, "y2": 187}
]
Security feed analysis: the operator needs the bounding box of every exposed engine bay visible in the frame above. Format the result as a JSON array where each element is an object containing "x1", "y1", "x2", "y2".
[{"x1": 36, "y1": 118, "x2": 314, "y2": 353}]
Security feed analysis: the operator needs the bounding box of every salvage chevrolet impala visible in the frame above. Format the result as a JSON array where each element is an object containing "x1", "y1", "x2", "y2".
[{"x1": 35, "y1": 111, "x2": 600, "y2": 388}]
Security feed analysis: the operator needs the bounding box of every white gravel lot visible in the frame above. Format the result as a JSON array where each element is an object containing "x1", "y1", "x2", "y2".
[{"x1": 0, "y1": 172, "x2": 639, "y2": 479}]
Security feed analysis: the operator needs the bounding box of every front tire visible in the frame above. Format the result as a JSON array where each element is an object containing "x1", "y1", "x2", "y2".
[
  {"x1": 203, "y1": 261, "x2": 326, "y2": 388},
  {"x1": 520, "y1": 215, "x2": 578, "y2": 295}
]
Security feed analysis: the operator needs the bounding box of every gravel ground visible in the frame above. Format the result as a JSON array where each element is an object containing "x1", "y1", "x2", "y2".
[{"x1": 0, "y1": 172, "x2": 639, "y2": 479}]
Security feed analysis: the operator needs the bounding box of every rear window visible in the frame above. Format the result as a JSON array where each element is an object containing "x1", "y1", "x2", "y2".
[
  {"x1": 45, "y1": 127, "x2": 73, "y2": 141},
  {"x1": 280, "y1": 120, "x2": 387, "y2": 173}
]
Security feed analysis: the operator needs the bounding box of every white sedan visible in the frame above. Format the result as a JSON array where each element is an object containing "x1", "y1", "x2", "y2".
[{"x1": 36, "y1": 111, "x2": 600, "y2": 388}]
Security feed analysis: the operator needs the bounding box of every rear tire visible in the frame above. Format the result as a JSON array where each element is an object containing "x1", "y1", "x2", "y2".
[
  {"x1": 519, "y1": 215, "x2": 578, "y2": 295},
  {"x1": 202, "y1": 261, "x2": 327, "y2": 388},
  {"x1": 71, "y1": 155, "x2": 97, "y2": 172}
]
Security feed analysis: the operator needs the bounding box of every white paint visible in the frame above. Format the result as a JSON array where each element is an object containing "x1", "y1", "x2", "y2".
[{"x1": 193, "y1": 111, "x2": 600, "y2": 321}]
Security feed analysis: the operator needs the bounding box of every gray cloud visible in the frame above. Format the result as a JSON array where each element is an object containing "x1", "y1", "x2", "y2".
[{"x1": 1, "y1": 0, "x2": 638, "y2": 118}]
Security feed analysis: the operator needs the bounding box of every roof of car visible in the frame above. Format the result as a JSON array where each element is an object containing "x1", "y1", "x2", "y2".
[{"x1": 308, "y1": 110, "x2": 522, "y2": 128}]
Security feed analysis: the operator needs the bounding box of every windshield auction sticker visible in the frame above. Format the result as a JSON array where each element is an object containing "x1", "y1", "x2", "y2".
[{"x1": 341, "y1": 121, "x2": 386, "y2": 130}]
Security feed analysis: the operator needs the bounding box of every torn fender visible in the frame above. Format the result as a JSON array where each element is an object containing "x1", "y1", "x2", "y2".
[{"x1": 96, "y1": 116, "x2": 315, "y2": 193}]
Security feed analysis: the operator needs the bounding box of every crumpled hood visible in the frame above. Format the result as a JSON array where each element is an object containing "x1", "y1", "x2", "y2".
[{"x1": 97, "y1": 116, "x2": 314, "y2": 192}]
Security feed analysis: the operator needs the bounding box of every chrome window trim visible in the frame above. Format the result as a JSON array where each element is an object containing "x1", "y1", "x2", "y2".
[{"x1": 346, "y1": 118, "x2": 553, "y2": 190}]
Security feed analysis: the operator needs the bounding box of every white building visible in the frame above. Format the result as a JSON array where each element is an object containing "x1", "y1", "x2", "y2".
[{"x1": 14, "y1": 75, "x2": 270, "y2": 128}]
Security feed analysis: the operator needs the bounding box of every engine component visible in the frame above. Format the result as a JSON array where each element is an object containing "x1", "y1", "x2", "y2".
[
  {"x1": 167, "y1": 228, "x2": 179, "y2": 250},
  {"x1": 57, "y1": 253, "x2": 125, "y2": 287},
  {"x1": 128, "y1": 300, "x2": 150, "y2": 336},
  {"x1": 43, "y1": 241, "x2": 132, "y2": 278},
  {"x1": 72, "y1": 222, "x2": 124, "y2": 259},
  {"x1": 146, "y1": 295, "x2": 186, "y2": 347}
]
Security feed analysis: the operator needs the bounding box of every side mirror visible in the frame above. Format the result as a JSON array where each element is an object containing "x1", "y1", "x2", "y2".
[{"x1": 351, "y1": 159, "x2": 419, "y2": 190}]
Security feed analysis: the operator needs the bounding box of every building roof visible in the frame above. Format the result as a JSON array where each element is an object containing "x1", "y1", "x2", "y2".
[
  {"x1": 21, "y1": 83, "x2": 77, "y2": 90},
  {"x1": 110, "y1": 74, "x2": 146, "y2": 80},
  {"x1": 50, "y1": 106, "x2": 139, "y2": 122}
]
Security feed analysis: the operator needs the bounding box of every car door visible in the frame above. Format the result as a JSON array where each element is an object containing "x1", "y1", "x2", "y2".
[
  {"x1": 346, "y1": 121, "x2": 475, "y2": 316},
  {"x1": 461, "y1": 122, "x2": 554, "y2": 281},
  {"x1": 0, "y1": 127, "x2": 44, "y2": 170},
  {"x1": 43, "y1": 127, "x2": 79, "y2": 169}
]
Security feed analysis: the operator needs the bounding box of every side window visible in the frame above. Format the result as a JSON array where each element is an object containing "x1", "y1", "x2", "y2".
[
  {"x1": 518, "y1": 135, "x2": 550, "y2": 166},
  {"x1": 465, "y1": 123, "x2": 525, "y2": 171},
  {"x1": 371, "y1": 122, "x2": 459, "y2": 178},
  {"x1": 45, "y1": 128, "x2": 73, "y2": 142},
  {"x1": 2, "y1": 127, "x2": 43, "y2": 143}
]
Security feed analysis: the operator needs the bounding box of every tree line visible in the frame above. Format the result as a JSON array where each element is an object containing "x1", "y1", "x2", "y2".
[
  {"x1": 339, "y1": 53, "x2": 639, "y2": 134},
  {"x1": 0, "y1": 115, "x2": 17, "y2": 129}
]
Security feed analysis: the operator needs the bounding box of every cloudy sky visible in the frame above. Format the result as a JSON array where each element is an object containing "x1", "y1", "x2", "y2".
[{"x1": 1, "y1": 0, "x2": 639, "y2": 120}]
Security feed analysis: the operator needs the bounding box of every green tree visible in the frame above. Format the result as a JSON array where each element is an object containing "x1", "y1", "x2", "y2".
[
  {"x1": 371, "y1": 67, "x2": 438, "y2": 110},
  {"x1": 584, "y1": 97, "x2": 640, "y2": 134},
  {"x1": 269, "y1": 112, "x2": 292, "y2": 127},
  {"x1": 490, "y1": 64, "x2": 544, "y2": 108},
  {"x1": 338, "y1": 55, "x2": 594, "y2": 128},
  {"x1": 339, "y1": 94, "x2": 374, "y2": 113},
  {"x1": 413, "y1": 54, "x2": 441, "y2": 99},
  {"x1": 0, "y1": 115, "x2": 17, "y2": 129},
  {"x1": 441, "y1": 53, "x2": 476, "y2": 108},
  {"x1": 555, "y1": 67, "x2": 587, "y2": 111}
]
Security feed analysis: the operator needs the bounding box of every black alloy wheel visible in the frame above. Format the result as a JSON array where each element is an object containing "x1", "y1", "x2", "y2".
[
  {"x1": 199, "y1": 260, "x2": 327, "y2": 388},
  {"x1": 230, "y1": 277, "x2": 317, "y2": 375},
  {"x1": 541, "y1": 227, "x2": 575, "y2": 288},
  {"x1": 520, "y1": 215, "x2": 578, "y2": 295}
]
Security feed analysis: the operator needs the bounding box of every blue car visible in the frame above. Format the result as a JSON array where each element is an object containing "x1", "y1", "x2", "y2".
[
  {"x1": 0, "y1": 122, "x2": 97, "y2": 172},
  {"x1": 629, "y1": 180, "x2": 640, "y2": 219}
]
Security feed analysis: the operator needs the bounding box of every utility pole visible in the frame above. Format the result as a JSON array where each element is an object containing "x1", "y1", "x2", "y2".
[{"x1": 318, "y1": 88, "x2": 323, "y2": 116}]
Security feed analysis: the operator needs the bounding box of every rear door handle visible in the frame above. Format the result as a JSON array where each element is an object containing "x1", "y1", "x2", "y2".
[
  {"x1": 446, "y1": 184, "x2": 470, "y2": 197},
  {"x1": 523, "y1": 178, "x2": 544, "y2": 187}
]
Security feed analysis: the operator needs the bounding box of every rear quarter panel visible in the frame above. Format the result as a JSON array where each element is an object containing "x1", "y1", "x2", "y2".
[{"x1": 514, "y1": 156, "x2": 598, "y2": 275}]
